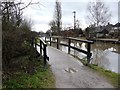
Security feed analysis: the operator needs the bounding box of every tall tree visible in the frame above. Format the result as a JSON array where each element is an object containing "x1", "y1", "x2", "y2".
[
  {"x1": 76, "y1": 20, "x2": 81, "y2": 29},
  {"x1": 49, "y1": 20, "x2": 57, "y2": 35},
  {"x1": 54, "y1": 0, "x2": 62, "y2": 36},
  {"x1": 1, "y1": 0, "x2": 40, "y2": 31},
  {"x1": 1, "y1": 0, "x2": 39, "y2": 70},
  {"x1": 87, "y1": 0, "x2": 111, "y2": 27}
]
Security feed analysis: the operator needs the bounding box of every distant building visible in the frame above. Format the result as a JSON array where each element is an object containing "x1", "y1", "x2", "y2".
[
  {"x1": 96, "y1": 29, "x2": 109, "y2": 38},
  {"x1": 88, "y1": 22, "x2": 120, "y2": 38}
]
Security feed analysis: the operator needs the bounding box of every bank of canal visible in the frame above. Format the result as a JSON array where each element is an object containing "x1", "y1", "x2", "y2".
[
  {"x1": 58, "y1": 41, "x2": 119, "y2": 87},
  {"x1": 59, "y1": 42, "x2": 119, "y2": 74}
]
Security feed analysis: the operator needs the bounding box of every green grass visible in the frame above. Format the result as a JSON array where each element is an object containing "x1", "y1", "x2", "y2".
[
  {"x1": 88, "y1": 64, "x2": 120, "y2": 88},
  {"x1": 3, "y1": 56, "x2": 55, "y2": 88},
  {"x1": 71, "y1": 54, "x2": 120, "y2": 88},
  {"x1": 4, "y1": 67, "x2": 55, "y2": 88}
]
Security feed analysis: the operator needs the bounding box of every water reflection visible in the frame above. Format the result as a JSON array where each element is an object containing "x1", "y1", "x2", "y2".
[
  {"x1": 51, "y1": 40, "x2": 119, "y2": 73},
  {"x1": 65, "y1": 42, "x2": 119, "y2": 73},
  {"x1": 91, "y1": 48, "x2": 110, "y2": 69},
  {"x1": 91, "y1": 42, "x2": 119, "y2": 73}
]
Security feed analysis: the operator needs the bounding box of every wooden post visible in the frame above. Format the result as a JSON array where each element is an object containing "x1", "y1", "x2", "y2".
[
  {"x1": 34, "y1": 38, "x2": 38, "y2": 57},
  {"x1": 44, "y1": 44, "x2": 47, "y2": 66},
  {"x1": 45, "y1": 37, "x2": 46, "y2": 43},
  {"x1": 87, "y1": 43, "x2": 91, "y2": 64},
  {"x1": 57, "y1": 38, "x2": 59, "y2": 49},
  {"x1": 31, "y1": 38, "x2": 34, "y2": 47},
  {"x1": 68, "y1": 39, "x2": 71, "y2": 54},
  {"x1": 50, "y1": 37, "x2": 51, "y2": 46},
  {"x1": 35, "y1": 39, "x2": 37, "y2": 50},
  {"x1": 40, "y1": 40, "x2": 42, "y2": 55}
]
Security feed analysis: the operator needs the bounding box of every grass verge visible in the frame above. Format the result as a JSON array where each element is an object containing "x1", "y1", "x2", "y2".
[
  {"x1": 71, "y1": 54, "x2": 120, "y2": 88},
  {"x1": 88, "y1": 64, "x2": 120, "y2": 88},
  {"x1": 3, "y1": 56, "x2": 55, "y2": 88}
]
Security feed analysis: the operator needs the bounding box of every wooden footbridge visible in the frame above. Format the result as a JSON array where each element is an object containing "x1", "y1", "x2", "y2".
[
  {"x1": 34, "y1": 36, "x2": 94, "y2": 66},
  {"x1": 33, "y1": 36, "x2": 114, "y2": 88}
]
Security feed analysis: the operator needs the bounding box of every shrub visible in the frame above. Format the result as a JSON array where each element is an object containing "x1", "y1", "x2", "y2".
[{"x1": 2, "y1": 29, "x2": 38, "y2": 71}]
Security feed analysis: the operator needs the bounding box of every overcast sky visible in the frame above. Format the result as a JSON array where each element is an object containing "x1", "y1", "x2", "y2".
[{"x1": 22, "y1": 0, "x2": 119, "y2": 32}]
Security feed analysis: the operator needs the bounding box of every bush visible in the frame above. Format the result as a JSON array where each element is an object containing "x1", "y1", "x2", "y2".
[{"x1": 2, "y1": 29, "x2": 38, "y2": 71}]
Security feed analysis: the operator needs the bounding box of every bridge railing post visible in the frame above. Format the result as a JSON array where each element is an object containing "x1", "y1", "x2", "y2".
[
  {"x1": 34, "y1": 38, "x2": 37, "y2": 50},
  {"x1": 44, "y1": 44, "x2": 47, "y2": 66},
  {"x1": 87, "y1": 43, "x2": 91, "y2": 64},
  {"x1": 57, "y1": 37, "x2": 59, "y2": 49},
  {"x1": 68, "y1": 38, "x2": 71, "y2": 54},
  {"x1": 45, "y1": 37, "x2": 46, "y2": 43},
  {"x1": 40, "y1": 40, "x2": 42, "y2": 55},
  {"x1": 35, "y1": 39, "x2": 38, "y2": 56},
  {"x1": 50, "y1": 37, "x2": 51, "y2": 46}
]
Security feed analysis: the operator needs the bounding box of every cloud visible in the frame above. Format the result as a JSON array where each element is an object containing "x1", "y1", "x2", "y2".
[
  {"x1": 22, "y1": 0, "x2": 118, "y2": 32},
  {"x1": 32, "y1": 24, "x2": 50, "y2": 32}
]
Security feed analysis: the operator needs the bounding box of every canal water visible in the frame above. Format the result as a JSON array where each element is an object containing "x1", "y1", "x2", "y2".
[
  {"x1": 58, "y1": 41, "x2": 119, "y2": 73},
  {"x1": 42, "y1": 37, "x2": 119, "y2": 73}
]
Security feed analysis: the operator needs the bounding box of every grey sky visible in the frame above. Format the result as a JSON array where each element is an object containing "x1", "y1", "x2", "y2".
[
  {"x1": 118, "y1": 1, "x2": 120, "y2": 22},
  {"x1": 22, "y1": 0, "x2": 119, "y2": 32}
]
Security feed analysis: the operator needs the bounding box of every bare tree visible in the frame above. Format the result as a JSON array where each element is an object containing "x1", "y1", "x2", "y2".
[
  {"x1": 1, "y1": 0, "x2": 40, "y2": 31},
  {"x1": 87, "y1": 0, "x2": 111, "y2": 27},
  {"x1": 76, "y1": 20, "x2": 81, "y2": 29},
  {"x1": 54, "y1": 0, "x2": 62, "y2": 36},
  {"x1": 1, "y1": 0, "x2": 40, "y2": 69},
  {"x1": 49, "y1": 20, "x2": 57, "y2": 33}
]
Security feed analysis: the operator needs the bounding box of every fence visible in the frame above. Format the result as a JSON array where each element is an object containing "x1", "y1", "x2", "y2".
[
  {"x1": 45, "y1": 36, "x2": 94, "y2": 64},
  {"x1": 34, "y1": 38, "x2": 49, "y2": 66}
]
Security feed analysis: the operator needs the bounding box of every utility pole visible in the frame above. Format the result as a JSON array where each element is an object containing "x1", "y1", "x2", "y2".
[
  {"x1": 73, "y1": 11, "x2": 76, "y2": 56},
  {"x1": 73, "y1": 11, "x2": 76, "y2": 31}
]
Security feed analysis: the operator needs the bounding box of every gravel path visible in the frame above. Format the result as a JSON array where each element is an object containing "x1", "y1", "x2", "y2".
[{"x1": 47, "y1": 46, "x2": 114, "y2": 88}]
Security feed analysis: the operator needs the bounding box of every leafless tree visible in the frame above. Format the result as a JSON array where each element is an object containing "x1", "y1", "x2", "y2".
[
  {"x1": 0, "y1": 0, "x2": 40, "y2": 31},
  {"x1": 54, "y1": 0, "x2": 62, "y2": 36},
  {"x1": 76, "y1": 20, "x2": 81, "y2": 29},
  {"x1": 49, "y1": 20, "x2": 57, "y2": 33},
  {"x1": 1, "y1": 0, "x2": 40, "y2": 69},
  {"x1": 87, "y1": 0, "x2": 111, "y2": 27}
]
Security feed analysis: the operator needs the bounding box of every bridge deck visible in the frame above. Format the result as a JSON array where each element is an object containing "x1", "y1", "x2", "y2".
[{"x1": 46, "y1": 46, "x2": 113, "y2": 88}]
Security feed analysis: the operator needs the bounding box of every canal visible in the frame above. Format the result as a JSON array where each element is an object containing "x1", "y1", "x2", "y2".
[
  {"x1": 43, "y1": 37, "x2": 119, "y2": 73},
  {"x1": 58, "y1": 41, "x2": 119, "y2": 74}
]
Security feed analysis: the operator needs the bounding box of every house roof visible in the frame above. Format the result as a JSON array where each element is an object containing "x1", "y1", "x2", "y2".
[
  {"x1": 101, "y1": 29, "x2": 109, "y2": 34},
  {"x1": 97, "y1": 29, "x2": 109, "y2": 34},
  {"x1": 113, "y1": 22, "x2": 120, "y2": 27},
  {"x1": 106, "y1": 23, "x2": 114, "y2": 27}
]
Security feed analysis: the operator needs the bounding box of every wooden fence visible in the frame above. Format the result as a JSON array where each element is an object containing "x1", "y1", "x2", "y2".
[
  {"x1": 45, "y1": 36, "x2": 94, "y2": 64},
  {"x1": 34, "y1": 38, "x2": 49, "y2": 66}
]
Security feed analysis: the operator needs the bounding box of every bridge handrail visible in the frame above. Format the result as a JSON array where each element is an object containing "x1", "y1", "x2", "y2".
[
  {"x1": 66, "y1": 37, "x2": 94, "y2": 44},
  {"x1": 45, "y1": 36, "x2": 94, "y2": 64},
  {"x1": 50, "y1": 36, "x2": 94, "y2": 43},
  {"x1": 34, "y1": 38, "x2": 49, "y2": 66}
]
